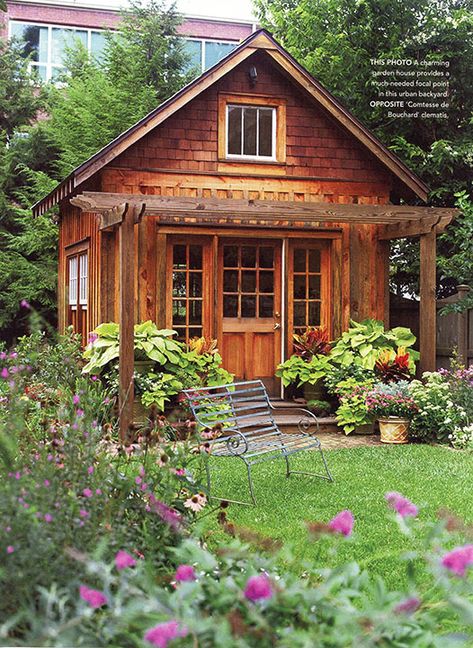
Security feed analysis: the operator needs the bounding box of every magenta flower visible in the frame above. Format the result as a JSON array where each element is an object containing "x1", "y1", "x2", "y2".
[
  {"x1": 20, "y1": 299, "x2": 30, "y2": 309},
  {"x1": 441, "y1": 545, "x2": 473, "y2": 577},
  {"x1": 148, "y1": 494, "x2": 182, "y2": 531},
  {"x1": 95, "y1": 488, "x2": 102, "y2": 495},
  {"x1": 79, "y1": 585, "x2": 108, "y2": 608},
  {"x1": 328, "y1": 510, "x2": 354, "y2": 537},
  {"x1": 394, "y1": 596, "x2": 421, "y2": 615},
  {"x1": 43, "y1": 479, "x2": 50, "y2": 487},
  {"x1": 1, "y1": 368, "x2": 8, "y2": 379},
  {"x1": 79, "y1": 509, "x2": 89, "y2": 518},
  {"x1": 244, "y1": 574, "x2": 273, "y2": 602},
  {"x1": 87, "y1": 466, "x2": 94, "y2": 475},
  {"x1": 44, "y1": 513, "x2": 53, "y2": 523},
  {"x1": 175, "y1": 564, "x2": 196, "y2": 582},
  {"x1": 115, "y1": 550, "x2": 137, "y2": 570},
  {"x1": 144, "y1": 621, "x2": 188, "y2": 647},
  {"x1": 72, "y1": 394, "x2": 80, "y2": 405},
  {"x1": 76, "y1": 408, "x2": 84, "y2": 417},
  {"x1": 6, "y1": 546, "x2": 14, "y2": 554},
  {"x1": 82, "y1": 488, "x2": 93, "y2": 498},
  {"x1": 385, "y1": 492, "x2": 418, "y2": 518}
]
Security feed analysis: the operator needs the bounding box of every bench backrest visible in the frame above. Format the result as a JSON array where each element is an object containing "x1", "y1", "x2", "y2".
[{"x1": 182, "y1": 380, "x2": 280, "y2": 443}]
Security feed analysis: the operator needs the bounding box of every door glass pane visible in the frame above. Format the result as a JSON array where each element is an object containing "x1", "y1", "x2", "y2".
[
  {"x1": 223, "y1": 245, "x2": 238, "y2": 267},
  {"x1": 189, "y1": 245, "x2": 202, "y2": 269},
  {"x1": 227, "y1": 107, "x2": 242, "y2": 155},
  {"x1": 224, "y1": 270, "x2": 238, "y2": 292},
  {"x1": 188, "y1": 327, "x2": 203, "y2": 339},
  {"x1": 294, "y1": 302, "x2": 306, "y2": 327},
  {"x1": 241, "y1": 295, "x2": 256, "y2": 318},
  {"x1": 259, "y1": 108, "x2": 273, "y2": 157},
  {"x1": 259, "y1": 246, "x2": 273, "y2": 268},
  {"x1": 223, "y1": 295, "x2": 238, "y2": 317},
  {"x1": 309, "y1": 249, "x2": 321, "y2": 272},
  {"x1": 241, "y1": 246, "x2": 256, "y2": 267},
  {"x1": 293, "y1": 249, "x2": 306, "y2": 272},
  {"x1": 172, "y1": 272, "x2": 186, "y2": 297},
  {"x1": 189, "y1": 300, "x2": 202, "y2": 325},
  {"x1": 241, "y1": 271, "x2": 256, "y2": 293},
  {"x1": 259, "y1": 295, "x2": 274, "y2": 317},
  {"x1": 294, "y1": 275, "x2": 306, "y2": 299},
  {"x1": 259, "y1": 271, "x2": 273, "y2": 293},
  {"x1": 172, "y1": 300, "x2": 186, "y2": 325},
  {"x1": 189, "y1": 273, "x2": 202, "y2": 297},
  {"x1": 309, "y1": 275, "x2": 321, "y2": 299},
  {"x1": 309, "y1": 301, "x2": 321, "y2": 326},
  {"x1": 173, "y1": 245, "x2": 186, "y2": 268},
  {"x1": 243, "y1": 108, "x2": 257, "y2": 156}
]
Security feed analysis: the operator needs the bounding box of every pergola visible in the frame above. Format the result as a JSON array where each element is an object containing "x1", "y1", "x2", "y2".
[{"x1": 70, "y1": 191, "x2": 458, "y2": 441}]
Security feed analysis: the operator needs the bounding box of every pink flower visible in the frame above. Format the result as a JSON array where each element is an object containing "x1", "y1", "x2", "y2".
[
  {"x1": 115, "y1": 550, "x2": 137, "y2": 570},
  {"x1": 95, "y1": 488, "x2": 102, "y2": 495},
  {"x1": 6, "y1": 546, "x2": 14, "y2": 554},
  {"x1": 394, "y1": 596, "x2": 421, "y2": 615},
  {"x1": 43, "y1": 479, "x2": 50, "y2": 487},
  {"x1": 328, "y1": 510, "x2": 354, "y2": 537},
  {"x1": 79, "y1": 509, "x2": 89, "y2": 518},
  {"x1": 385, "y1": 492, "x2": 418, "y2": 518},
  {"x1": 87, "y1": 466, "x2": 94, "y2": 475},
  {"x1": 175, "y1": 564, "x2": 196, "y2": 582},
  {"x1": 76, "y1": 409, "x2": 84, "y2": 417},
  {"x1": 135, "y1": 476, "x2": 142, "y2": 485},
  {"x1": 184, "y1": 493, "x2": 207, "y2": 513},
  {"x1": 82, "y1": 488, "x2": 93, "y2": 498},
  {"x1": 172, "y1": 468, "x2": 186, "y2": 476},
  {"x1": 1, "y1": 368, "x2": 9, "y2": 379},
  {"x1": 148, "y1": 494, "x2": 182, "y2": 531},
  {"x1": 72, "y1": 394, "x2": 80, "y2": 405},
  {"x1": 44, "y1": 513, "x2": 53, "y2": 523},
  {"x1": 244, "y1": 574, "x2": 273, "y2": 602},
  {"x1": 441, "y1": 545, "x2": 473, "y2": 577},
  {"x1": 20, "y1": 299, "x2": 30, "y2": 309},
  {"x1": 79, "y1": 585, "x2": 108, "y2": 608},
  {"x1": 144, "y1": 621, "x2": 188, "y2": 647}
]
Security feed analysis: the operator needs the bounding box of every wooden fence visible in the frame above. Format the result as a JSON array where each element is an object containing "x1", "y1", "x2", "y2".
[{"x1": 390, "y1": 285, "x2": 472, "y2": 369}]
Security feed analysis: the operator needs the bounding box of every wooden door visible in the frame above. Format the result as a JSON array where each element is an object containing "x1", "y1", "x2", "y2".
[{"x1": 217, "y1": 240, "x2": 282, "y2": 394}]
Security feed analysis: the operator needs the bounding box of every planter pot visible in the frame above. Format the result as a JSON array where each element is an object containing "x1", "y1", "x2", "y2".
[
  {"x1": 353, "y1": 422, "x2": 375, "y2": 435},
  {"x1": 379, "y1": 417, "x2": 410, "y2": 444},
  {"x1": 303, "y1": 379, "x2": 324, "y2": 402}
]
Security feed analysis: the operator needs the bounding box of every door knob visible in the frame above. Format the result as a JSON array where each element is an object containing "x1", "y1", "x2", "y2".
[{"x1": 273, "y1": 323, "x2": 281, "y2": 330}]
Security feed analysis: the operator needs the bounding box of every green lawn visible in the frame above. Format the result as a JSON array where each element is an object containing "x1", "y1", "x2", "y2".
[{"x1": 201, "y1": 445, "x2": 473, "y2": 591}]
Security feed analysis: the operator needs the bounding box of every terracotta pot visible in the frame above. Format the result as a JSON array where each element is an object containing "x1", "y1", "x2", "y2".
[
  {"x1": 379, "y1": 417, "x2": 410, "y2": 444},
  {"x1": 353, "y1": 422, "x2": 375, "y2": 435},
  {"x1": 303, "y1": 379, "x2": 324, "y2": 402}
]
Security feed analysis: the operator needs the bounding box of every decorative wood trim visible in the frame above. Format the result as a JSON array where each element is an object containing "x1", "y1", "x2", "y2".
[{"x1": 157, "y1": 225, "x2": 342, "y2": 239}]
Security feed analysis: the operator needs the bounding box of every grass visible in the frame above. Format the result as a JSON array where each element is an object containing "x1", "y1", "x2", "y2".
[{"x1": 201, "y1": 444, "x2": 473, "y2": 591}]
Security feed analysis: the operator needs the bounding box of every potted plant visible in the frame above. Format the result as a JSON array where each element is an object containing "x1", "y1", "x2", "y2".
[
  {"x1": 366, "y1": 381, "x2": 418, "y2": 444},
  {"x1": 333, "y1": 378, "x2": 375, "y2": 435},
  {"x1": 276, "y1": 326, "x2": 332, "y2": 401}
]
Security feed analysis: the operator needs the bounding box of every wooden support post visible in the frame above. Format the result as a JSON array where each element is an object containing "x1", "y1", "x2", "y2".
[
  {"x1": 457, "y1": 285, "x2": 470, "y2": 365},
  {"x1": 419, "y1": 229, "x2": 437, "y2": 374},
  {"x1": 119, "y1": 204, "x2": 135, "y2": 443}
]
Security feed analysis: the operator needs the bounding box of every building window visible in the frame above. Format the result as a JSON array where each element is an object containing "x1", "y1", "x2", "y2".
[
  {"x1": 170, "y1": 242, "x2": 204, "y2": 341},
  {"x1": 183, "y1": 38, "x2": 237, "y2": 72},
  {"x1": 68, "y1": 251, "x2": 88, "y2": 309},
  {"x1": 218, "y1": 94, "x2": 286, "y2": 164},
  {"x1": 227, "y1": 105, "x2": 276, "y2": 159},
  {"x1": 9, "y1": 21, "x2": 107, "y2": 81}
]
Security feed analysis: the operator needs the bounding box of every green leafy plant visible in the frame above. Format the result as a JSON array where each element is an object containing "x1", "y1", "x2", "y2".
[
  {"x1": 306, "y1": 399, "x2": 332, "y2": 416},
  {"x1": 276, "y1": 353, "x2": 333, "y2": 388},
  {"x1": 329, "y1": 319, "x2": 419, "y2": 371},
  {"x1": 82, "y1": 321, "x2": 183, "y2": 374},
  {"x1": 140, "y1": 372, "x2": 183, "y2": 411},
  {"x1": 333, "y1": 378, "x2": 375, "y2": 434}
]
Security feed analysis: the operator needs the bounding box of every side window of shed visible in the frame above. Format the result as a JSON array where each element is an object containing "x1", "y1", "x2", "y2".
[{"x1": 226, "y1": 105, "x2": 275, "y2": 159}]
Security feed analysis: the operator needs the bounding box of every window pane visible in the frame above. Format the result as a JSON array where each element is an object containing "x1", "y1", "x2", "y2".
[
  {"x1": 223, "y1": 270, "x2": 238, "y2": 292},
  {"x1": 11, "y1": 23, "x2": 48, "y2": 63},
  {"x1": 31, "y1": 64, "x2": 48, "y2": 82},
  {"x1": 259, "y1": 295, "x2": 274, "y2": 318},
  {"x1": 241, "y1": 295, "x2": 256, "y2": 318},
  {"x1": 309, "y1": 275, "x2": 321, "y2": 299},
  {"x1": 309, "y1": 301, "x2": 321, "y2": 325},
  {"x1": 223, "y1": 245, "x2": 238, "y2": 267},
  {"x1": 223, "y1": 295, "x2": 238, "y2": 317},
  {"x1": 188, "y1": 327, "x2": 203, "y2": 339},
  {"x1": 259, "y1": 246, "x2": 273, "y2": 268},
  {"x1": 172, "y1": 272, "x2": 186, "y2": 297},
  {"x1": 189, "y1": 300, "x2": 202, "y2": 325},
  {"x1": 172, "y1": 300, "x2": 186, "y2": 325},
  {"x1": 309, "y1": 249, "x2": 321, "y2": 272},
  {"x1": 52, "y1": 28, "x2": 87, "y2": 65},
  {"x1": 258, "y1": 108, "x2": 273, "y2": 157},
  {"x1": 294, "y1": 275, "x2": 306, "y2": 299},
  {"x1": 173, "y1": 245, "x2": 186, "y2": 268},
  {"x1": 204, "y1": 41, "x2": 236, "y2": 69},
  {"x1": 294, "y1": 302, "x2": 306, "y2": 327},
  {"x1": 189, "y1": 273, "x2": 202, "y2": 298},
  {"x1": 259, "y1": 271, "x2": 273, "y2": 293},
  {"x1": 91, "y1": 31, "x2": 106, "y2": 60},
  {"x1": 243, "y1": 107, "x2": 257, "y2": 156},
  {"x1": 182, "y1": 39, "x2": 202, "y2": 72},
  {"x1": 227, "y1": 106, "x2": 242, "y2": 155},
  {"x1": 241, "y1": 246, "x2": 256, "y2": 267},
  {"x1": 189, "y1": 245, "x2": 202, "y2": 269},
  {"x1": 241, "y1": 271, "x2": 256, "y2": 293},
  {"x1": 293, "y1": 249, "x2": 306, "y2": 272}
]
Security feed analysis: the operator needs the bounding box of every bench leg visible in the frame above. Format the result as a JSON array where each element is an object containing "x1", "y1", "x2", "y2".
[
  {"x1": 246, "y1": 461, "x2": 257, "y2": 505},
  {"x1": 283, "y1": 444, "x2": 333, "y2": 483},
  {"x1": 202, "y1": 454, "x2": 257, "y2": 506}
]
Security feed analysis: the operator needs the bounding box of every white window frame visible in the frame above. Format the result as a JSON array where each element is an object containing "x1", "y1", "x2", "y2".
[
  {"x1": 79, "y1": 253, "x2": 88, "y2": 308},
  {"x1": 68, "y1": 256, "x2": 78, "y2": 310},
  {"x1": 225, "y1": 104, "x2": 277, "y2": 161},
  {"x1": 183, "y1": 37, "x2": 237, "y2": 72},
  {"x1": 8, "y1": 20, "x2": 106, "y2": 82}
]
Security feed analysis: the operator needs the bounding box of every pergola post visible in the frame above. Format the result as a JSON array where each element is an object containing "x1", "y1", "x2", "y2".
[{"x1": 419, "y1": 228, "x2": 437, "y2": 374}]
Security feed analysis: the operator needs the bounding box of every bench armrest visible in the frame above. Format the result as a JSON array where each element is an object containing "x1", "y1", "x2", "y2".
[
  {"x1": 268, "y1": 403, "x2": 320, "y2": 437},
  {"x1": 204, "y1": 429, "x2": 249, "y2": 456}
]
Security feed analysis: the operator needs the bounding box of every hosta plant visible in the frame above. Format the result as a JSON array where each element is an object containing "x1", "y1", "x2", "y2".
[{"x1": 276, "y1": 353, "x2": 333, "y2": 388}]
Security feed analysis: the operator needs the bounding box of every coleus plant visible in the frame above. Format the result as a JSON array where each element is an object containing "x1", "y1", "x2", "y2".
[
  {"x1": 375, "y1": 348, "x2": 412, "y2": 383},
  {"x1": 293, "y1": 326, "x2": 331, "y2": 360}
]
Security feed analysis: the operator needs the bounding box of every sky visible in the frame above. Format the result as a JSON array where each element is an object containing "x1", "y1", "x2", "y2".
[{"x1": 78, "y1": 0, "x2": 256, "y2": 21}]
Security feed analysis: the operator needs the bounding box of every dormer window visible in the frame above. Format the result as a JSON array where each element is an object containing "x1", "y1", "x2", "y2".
[
  {"x1": 218, "y1": 94, "x2": 286, "y2": 165},
  {"x1": 227, "y1": 105, "x2": 276, "y2": 159}
]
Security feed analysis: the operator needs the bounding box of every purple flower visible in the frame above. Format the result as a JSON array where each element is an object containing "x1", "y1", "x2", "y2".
[
  {"x1": 394, "y1": 596, "x2": 421, "y2": 615},
  {"x1": 6, "y1": 546, "x2": 14, "y2": 554},
  {"x1": 76, "y1": 408, "x2": 84, "y2": 418},
  {"x1": 72, "y1": 394, "x2": 80, "y2": 405},
  {"x1": 115, "y1": 550, "x2": 137, "y2": 570},
  {"x1": 175, "y1": 564, "x2": 196, "y2": 582},
  {"x1": 79, "y1": 585, "x2": 108, "y2": 608},
  {"x1": 441, "y1": 545, "x2": 473, "y2": 577},
  {"x1": 148, "y1": 494, "x2": 182, "y2": 531},
  {"x1": 1, "y1": 368, "x2": 8, "y2": 379},
  {"x1": 144, "y1": 621, "x2": 188, "y2": 647},
  {"x1": 82, "y1": 488, "x2": 93, "y2": 498},
  {"x1": 95, "y1": 488, "x2": 102, "y2": 495},
  {"x1": 43, "y1": 479, "x2": 50, "y2": 487},
  {"x1": 328, "y1": 510, "x2": 354, "y2": 537},
  {"x1": 385, "y1": 492, "x2": 418, "y2": 518},
  {"x1": 20, "y1": 299, "x2": 30, "y2": 309},
  {"x1": 79, "y1": 509, "x2": 89, "y2": 518},
  {"x1": 244, "y1": 574, "x2": 273, "y2": 602},
  {"x1": 87, "y1": 466, "x2": 94, "y2": 475},
  {"x1": 44, "y1": 513, "x2": 53, "y2": 523}
]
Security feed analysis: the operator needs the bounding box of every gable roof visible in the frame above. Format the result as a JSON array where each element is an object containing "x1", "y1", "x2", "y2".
[{"x1": 32, "y1": 29, "x2": 429, "y2": 216}]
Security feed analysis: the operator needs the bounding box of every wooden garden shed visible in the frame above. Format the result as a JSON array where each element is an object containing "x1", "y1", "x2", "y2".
[{"x1": 34, "y1": 29, "x2": 457, "y2": 412}]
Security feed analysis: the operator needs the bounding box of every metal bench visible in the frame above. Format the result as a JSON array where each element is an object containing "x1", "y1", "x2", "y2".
[{"x1": 182, "y1": 379, "x2": 333, "y2": 505}]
